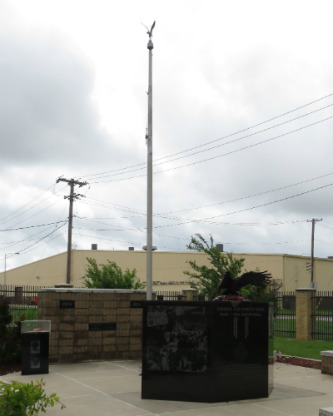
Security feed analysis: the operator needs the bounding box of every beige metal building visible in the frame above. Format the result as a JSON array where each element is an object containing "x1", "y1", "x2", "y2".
[{"x1": 1, "y1": 249, "x2": 333, "y2": 291}]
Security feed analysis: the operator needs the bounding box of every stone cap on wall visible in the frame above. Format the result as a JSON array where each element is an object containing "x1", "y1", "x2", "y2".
[
  {"x1": 321, "y1": 351, "x2": 333, "y2": 357},
  {"x1": 37, "y1": 288, "x2": 147, "y2": 294}
]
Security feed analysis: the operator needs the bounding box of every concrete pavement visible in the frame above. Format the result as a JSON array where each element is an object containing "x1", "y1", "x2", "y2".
[{"x1": 1, "y1": 360, "x2": 332, "y2": 415}]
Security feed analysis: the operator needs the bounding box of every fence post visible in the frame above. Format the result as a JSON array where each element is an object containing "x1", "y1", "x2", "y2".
[
  {"x1": 295, "y1": 288, "x2": 316, "y2": 340},
  {"x1": 182, "y1": 289, "x2": 198, "y2": 301},
  {"x1": 15, "y1": 286, "x2": 23, "y2": 304}
]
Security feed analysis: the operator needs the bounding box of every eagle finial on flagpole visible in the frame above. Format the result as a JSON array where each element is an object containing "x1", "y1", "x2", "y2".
[{"x1": 142, "y1": 21, "x2": 156, "y2": 39}]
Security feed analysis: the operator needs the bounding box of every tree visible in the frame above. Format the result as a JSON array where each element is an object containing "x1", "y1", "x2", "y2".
[
  {"x1": 184, "y1": 234, "x2": 245, "y2": 300},
  {"x1": 240, "y1": 275, "x2": 281, "y2": 316},
  {"x1": 0, "y1": 300, "x2": 21, "y2": 365},
  {"x1": 82, "y1": 258, "x2": 145, "y2": 289}
]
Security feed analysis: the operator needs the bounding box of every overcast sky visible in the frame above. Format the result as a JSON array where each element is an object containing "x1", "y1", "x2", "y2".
[{"x1": 1, "y1": 0, "x2": 332, "y2": 273}]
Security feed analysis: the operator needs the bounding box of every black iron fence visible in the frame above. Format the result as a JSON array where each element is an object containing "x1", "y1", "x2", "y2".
[
  {"x1": 1, "y1": 285, "x2": 332, "y2": 340},
  {"x1": 155, "y1": 290, "x2": 205, "y2": 301},
  {"x1": 155, "y1": 291, "x2": 186, "y2": 301},
  {"x1": 274, "y1": 291, "x2": 296, "y2": 338},
  {"x1": 0, "y1": 285, "x2": 40, "y2": 322},
  {"x1": 312, "y1": 291, "x2": 333, "y2": 341},
  {"x1": 0, "y1": 285, "x2": 40, "y2": 305}
]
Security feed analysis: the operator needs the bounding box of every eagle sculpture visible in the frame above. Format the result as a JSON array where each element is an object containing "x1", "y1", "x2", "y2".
[
  {"x1": 216, "y1": 270, "x2": 272, "y2": 298},
  {"x1": 143, "y1": 21, "x2": 156, "y2": 38}
]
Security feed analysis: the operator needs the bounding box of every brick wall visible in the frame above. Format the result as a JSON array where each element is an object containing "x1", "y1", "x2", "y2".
[
  {"x1": 37, "y1": 288, "x2": 146, "y2": 363},
  {"x1": 295, "y1": 288, "x2": 316, "y2": 340}
]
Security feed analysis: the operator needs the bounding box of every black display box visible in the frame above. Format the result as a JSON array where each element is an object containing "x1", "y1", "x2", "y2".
[
  {"x1": 21, "y1": 332, "x2": 50, "y2": 375},
  {"x1": 142, "y1": 300, "x2": 273, "y2": 402}
]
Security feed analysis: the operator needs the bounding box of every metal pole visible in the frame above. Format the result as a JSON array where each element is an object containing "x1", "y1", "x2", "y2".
[
  {"x1": 146, "y1": 23, "x2": 155, "y2": 300},
  {"x1": 3, "y1": 252, "x2": 19, "y2": 287},
  {"x1": 4, "y1": 254, "x2": 6, "y2": 287}
]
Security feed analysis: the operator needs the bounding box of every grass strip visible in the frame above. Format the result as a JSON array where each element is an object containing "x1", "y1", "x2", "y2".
[{"x1": 274, "y1": 337, "x2": 333, "y2": 360}]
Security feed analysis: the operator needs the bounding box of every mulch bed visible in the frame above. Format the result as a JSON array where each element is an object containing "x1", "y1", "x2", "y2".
[
  {"x1": 277, "y1": 355, "x2": 322, "y2": 370},
  {"x1": 0, "y1": 363, "x2": 21, "y2": 376}
]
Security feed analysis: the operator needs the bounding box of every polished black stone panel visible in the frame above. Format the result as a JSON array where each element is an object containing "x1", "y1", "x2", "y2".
[
  {"x1": 60, "y1": 300, "x2": 75, "y2": 309},
  {"x1": 21, "y1": 332, "x2": 49, "y2": 375},
  {"x1": 141, "y1": 300, "x2": 273, "y2": 402},
  {"x1": 89, "y1": 322, "x2": 117, "y2": 331}
]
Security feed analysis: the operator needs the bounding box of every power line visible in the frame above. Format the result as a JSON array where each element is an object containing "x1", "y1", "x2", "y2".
[
  {"x1": 90, "y1": 115, "x2": 333, "y2": 183},
  {"x1": 154, "y1": 95, "x2": 333, "y2": 162},
  {"x1": 0, "y1": 184, "x2": 56, "y2": 225},
  {"x1": 152, "y1": 116, "x2": 333, "y2": 177},
  {"x1": 153, "y1": 183, "x2": 333, "y2": 228},
  {"x1": 81, "y1": 92, "x2": 333, "y2": 181},
  {"x1": 151, "y1": 103, "x2": 333, "y2": 167},
  {"x1": 0, "y1": 225, "x2": 61, "y2": 250},
  {"x1": 158, "y1": 172, "x2": 333, "y2": 215},
  {"x1": 9, "y1": 222, "x2": 67, "y2": 257},
  {"x1": 0, "y1": 220, "x2": 67, "y2": 232},
  {"x1": 77, "y1": 171, "x2": 332, "y2": 220},
  {"x1": 0, "y1": 183, "x2": 68, "y2": 228}
]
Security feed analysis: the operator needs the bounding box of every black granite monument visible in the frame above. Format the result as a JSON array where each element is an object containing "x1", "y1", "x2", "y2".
[{"x1": 141, "y1": 300, "x2": 273, "y2": 402}]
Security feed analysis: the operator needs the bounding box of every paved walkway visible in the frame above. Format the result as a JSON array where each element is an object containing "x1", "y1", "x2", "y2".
[{"x1": 1, "y1": 361, "x2": 332, "y2": 415}]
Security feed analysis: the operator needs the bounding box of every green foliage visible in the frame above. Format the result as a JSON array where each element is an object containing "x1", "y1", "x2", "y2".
[
  {"x1": 0, "y1": 301, "x2": 21, "y2": 365},
  {"x1": 9, "y1": 306, "x2": 38, "y2": 323},
  {"x1": 82, "y1": 257, "x2": 145, "y2": 289},
  {"x1": 184, "y1": 234, "x2": 245, "y2": 300},
  {"x1": 0, "y1": 301, "x2": 12, "y2": 333},
  {"x1": 0, "y1": 379, "x2": 64, "y2": 415},
  {"x1": 241, "y1": 278, "x2": 282, "y2": 316}
]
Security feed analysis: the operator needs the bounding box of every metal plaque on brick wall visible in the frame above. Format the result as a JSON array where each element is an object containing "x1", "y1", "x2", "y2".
[
  {"x1": 130, "y1": 300, "x2": 144, "y2": 308},
  {"x1": 89, "y1": 322, "x2": 117, "y2": 331},
  {"x1": 60, "y1": 300, "x2": 75, "y2": 309}
]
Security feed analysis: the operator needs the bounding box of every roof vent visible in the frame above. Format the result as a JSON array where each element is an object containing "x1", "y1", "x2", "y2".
[{"x1": 215, "y1": 243, "x2": 224, "y2": 252}]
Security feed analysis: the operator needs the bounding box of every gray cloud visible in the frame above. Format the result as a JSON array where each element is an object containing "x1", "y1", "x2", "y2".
[{"x1": 0, "y1": 30, "x2": 119, "y2": 169}]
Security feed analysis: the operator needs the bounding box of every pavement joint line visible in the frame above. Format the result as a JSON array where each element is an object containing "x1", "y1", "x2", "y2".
[
  {"x1": 51, "y1": 371, "x2": 150, "y2": 412},
  {"x1": 51, "y1": 371, "x2": 111, "y2": 398},
  {"x1": 62, "y1": 395, "x2": 91, "y2": 399},
  {"x1": 275, "y1": 375, "x2": 322, "y2": 382},
  {"x1": 252, "y1": 403, "x2": 296, "y2": 416},
  {"x1": 102, "y1": 360, "x2": 141, "y2": 374}
]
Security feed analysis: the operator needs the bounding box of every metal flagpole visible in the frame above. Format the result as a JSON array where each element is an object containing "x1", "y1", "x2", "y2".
[{"x1": 145, "y1": 21, "x2": 155, "y2": 300}]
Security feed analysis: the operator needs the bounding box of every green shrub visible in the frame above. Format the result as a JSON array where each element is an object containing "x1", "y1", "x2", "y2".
[
  {"x1": 0, "y1": 301, "x2": 21, "y2": 365},
  {"x1": 0, "y1": 301, "x2": 12, "y2": 332},
  {"x1": 0, "y1": 379, "x2": 64, "y2": 415},
  {"x1": 10, "y1": 306, "x2": 38, "y2": 322},
  {"x1": 82, "y1": 257, "x2": 145, "y2": 289},
  {"x1": 241, "y1": 280, "x2": 281, "y2": 317},
  {"x1": 184, "y1": 234, "x2": 245, "y2": 300}
]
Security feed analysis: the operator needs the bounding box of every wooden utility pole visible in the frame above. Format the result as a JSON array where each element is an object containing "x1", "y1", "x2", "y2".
[
  {"x1": 57, "y1": 177, "x2": 88, "y2": 284},
  {"x1": 307, "y1": 218, "x2": 322, "y2": 288}
]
